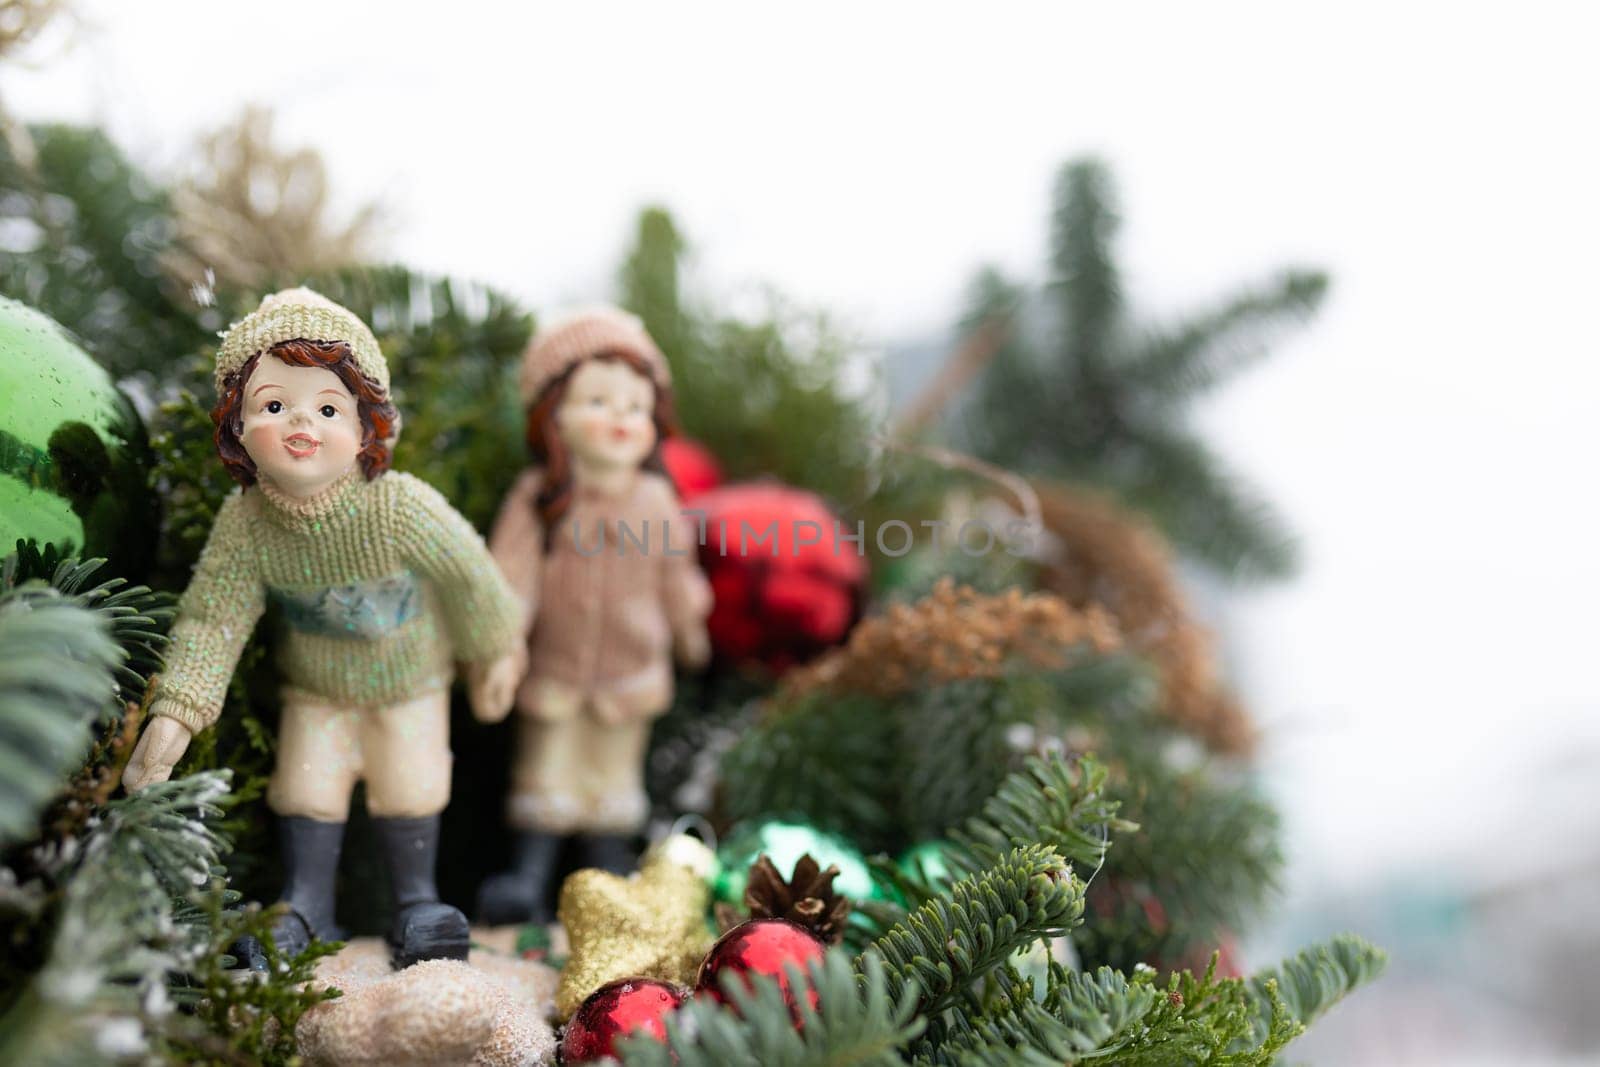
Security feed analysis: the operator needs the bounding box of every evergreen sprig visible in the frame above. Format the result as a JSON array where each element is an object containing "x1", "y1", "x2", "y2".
[
  {"x1": 1071, "y1": 725, "x2": 1282, "y2": 973},
  {"x1": 858, "y1": 754, "x2": 1131, "y2": 949},
  {"x1": 619, "y1": 950, "x2": 923, "y2": 1067},
  {"x1": 727, "y1": 654, "x2": 1280, "y2": 973},
  {"x1": 0, "y1": 772, "x2": 232, "y2": 1066},
  {"x1": 961, "y1": 157, "x2": 1327, "y2": 581},
  {"x1": 928, "y1": 935, "x2": 1386, "y2": 1066},
  {"x1": 946, "y1": 755, "x2": 1131, "y2": 881},
  {"x1": 0, "y1": 585, "x2": 119, "y2": 849},
  {"x1": 926, "y1": 964, "x2": 1161, "y2": 1066},
  {"x1": 865, "y1": 844, "x2": 1086, "y2": 1018},
  {"x1": 1240, "y1": 933, "x2": 1388, "y2": 1051},
  {"x1": 2, "y1": 547, "x2": 173, "y2": 706},
  {"x1": 720, "y1": 689, "x2": 902, "y2": 849}
]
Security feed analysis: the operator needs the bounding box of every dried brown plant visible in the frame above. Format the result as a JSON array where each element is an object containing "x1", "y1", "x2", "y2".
[
  {"x1": 782, "y1": 579, "x2": 1123, "y2": 702},
  {"x1": 0, "y1": 0, "x2": 71, "y2": 60},
  {"x1": 163, "y1": 107, "x2": 383, "y2": 295},
  {"x1": 1034, "y1": 482, "x2": 1254, "y2": 755},
  {"x1": 0, "y1": 0, "x2": 79, "y2": 171}
]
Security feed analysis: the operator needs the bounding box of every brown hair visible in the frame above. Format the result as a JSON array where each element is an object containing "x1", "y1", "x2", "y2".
[
  {"x1": 212, "y1": 339, "x2": 399, "y2": 487},
  {"x1": 525, "y1": 348, "x2": 676, "y2": 546}
]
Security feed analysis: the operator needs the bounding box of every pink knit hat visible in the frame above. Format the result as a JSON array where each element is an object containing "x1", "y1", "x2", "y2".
[{"x1": 519, "y1": 307, "x2": 671, "y2": 406}]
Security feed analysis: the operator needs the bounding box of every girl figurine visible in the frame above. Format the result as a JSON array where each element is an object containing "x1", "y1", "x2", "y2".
[
  {"x1": 121, "y1": 288, "x2": 524, "y2": 967},
  {"x1": 476, "y1": 308, "x2": 711, "y2": 924}
]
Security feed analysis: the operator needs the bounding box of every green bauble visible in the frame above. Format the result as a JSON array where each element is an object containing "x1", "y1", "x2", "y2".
[
  {"x1": 713, "y1": 821, "x2": 878, "y2": 905},
  {"x1": 0, "y1": 297, "x2": 154, "y2": 575},
  {"x1": 897, "y1": 840, "x2": 955, "y2": 885}
]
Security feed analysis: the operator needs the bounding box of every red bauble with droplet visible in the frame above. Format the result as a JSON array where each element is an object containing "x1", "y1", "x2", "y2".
[
  {"x1": 560, "y1": 978, "x2": 685, "y2": 1064},
  {"x1": 696, "y1": 918, "x2": 827, "y2": 1018}
]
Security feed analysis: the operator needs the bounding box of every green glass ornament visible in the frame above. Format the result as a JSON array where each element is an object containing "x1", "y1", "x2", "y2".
[
  {"x1": 0, "y1": 297, "x2": 154, "y2": 575},
  {"x1": 897, "y1": 840, "x2": 955, "y2": 885},
  {"x1": 713, "y1": 821, "x2": 878, "y2": 905}
]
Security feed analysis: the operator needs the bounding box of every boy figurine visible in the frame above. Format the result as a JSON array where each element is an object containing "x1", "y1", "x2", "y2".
[{"x1": 123, "y1": 288, "x2": 523, "y2": 966}]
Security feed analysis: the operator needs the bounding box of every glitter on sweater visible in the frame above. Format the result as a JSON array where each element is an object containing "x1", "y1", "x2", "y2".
[{"x1": 150, "y1": 469, "x2": 520, "y2": 733}]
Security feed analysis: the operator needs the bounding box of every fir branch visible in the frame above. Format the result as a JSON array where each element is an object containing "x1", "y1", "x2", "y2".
[
  {"x1": 896, "y1": 266, "x2": 1022, "y2": 440},
  {"x1": 1106, "y1": 937, "x2": 1384, "y2": 1065},
  {"x1": 960, "y1": 156, "x2": 1322, "y2": 583},
  {"x1": 41, "y1": 773, "x2": 232, "y2": 986},
  {"x1": 1125, "y1": 269, "x2": 1327, "y2": 401},
  {"x1": 1073, "y1": 710, "x2": 1283, "y2": 972},
  {"x1": 927, "y1": 934, "x2": 1384, "y2": 1066},
  {"x1": 889, "y1": 677, "x2": 1021, "y2": 842},
  {"x1": 926, "y1": 964, "x2": 1161, "y2": 1066},
  {"x1": 619, "y1": 205, "x2": 693, "y2": 366},
  {"x1": 860, "y1": 754, "x2": 1131, "y2": 950},
  {"x1": 721, "y1": 690, "x2": 901, "y2": 850},
  {"x1": 1115, "y1": 423, "x2": 1298, "y2": 582},
  {"x1": 1239, "y1": 933, "x2": 1387, "y2": 1051},
  {"x1": 946, "y1": 755, "x2": 1131, "y2": 883},
  {"x1": 2, "y1": 548, "x2": 173, "y2": 706},
  {"x1": 0, "y1": 772, "x2": 232, "y2": 1066},
  {"x1": 864, "y1": 844, "x2": 1086, "y2": 1019},
  {"x1": 619, "y1": 949, "x2": 922, "y2": 1067},
  {"x1": 1049, "y1": 158, "x2": 1123, "y2": 370},
  {"x1": 0, "y1": 586, "x2": 119, "y2": 849}
]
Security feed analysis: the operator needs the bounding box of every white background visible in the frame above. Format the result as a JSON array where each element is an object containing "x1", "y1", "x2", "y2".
[{"x1": 5, "y1": 3, "x2": 1598, "y2": 1061}]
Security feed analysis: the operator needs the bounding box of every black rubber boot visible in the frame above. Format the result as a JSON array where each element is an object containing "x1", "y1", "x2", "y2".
[
  {"x1": 577, "y1": 832, "x2": 638, "y2": 875},
  {"x1": 271, "y1": 816, "x2": 349, "y2": 956},
  {"x1": 374, "y1": 814, "x2": 469, "y2": 968},
  {"x1": 475, "y1": 830, "x2": 563, "y2": 925}
]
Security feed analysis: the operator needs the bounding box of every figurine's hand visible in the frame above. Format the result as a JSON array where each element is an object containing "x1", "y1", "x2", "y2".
[
  {"x1": 122, "y1": 716, "x2": 193, "y2": 793},
  {"x1": 469, "y1": 648, "x2": 525, "y2": 724},
  {"x1": 675, "y1": 626, "x2": 712, "y2": 670}
]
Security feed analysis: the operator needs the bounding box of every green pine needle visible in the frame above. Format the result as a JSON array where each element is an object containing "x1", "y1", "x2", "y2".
[
  {"x1": 619, "y1": 949, "x2": 922, "y2": 1067},
  {"x1": 962, "y1": 155, "x2": 1328, "y2": 581},
  {"x1": 0, "y1": 586, "x2": 119, "y2": 849},
  {"x1": 946, "y1": 755, "x2": 1133, "y2": 881},
  {"x1": 3, "y1": 547, "x2": 173, "y2": 706},
  {"x1": 864, "y1": 844, "x2": 1086, "y2": 1018}
]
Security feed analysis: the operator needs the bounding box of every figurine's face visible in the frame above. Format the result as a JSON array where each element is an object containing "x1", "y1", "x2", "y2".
[
  {"x1": 240, "y1": 355, "x2": 363, "y2": 497},
  {"x1": 554, "y1": 359, "x2": 657, "y2": 473}
]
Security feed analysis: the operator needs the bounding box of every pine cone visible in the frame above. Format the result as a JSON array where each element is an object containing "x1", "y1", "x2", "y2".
[{"x1": 742, "y1": 853, "x2": 852, "y2": 944}]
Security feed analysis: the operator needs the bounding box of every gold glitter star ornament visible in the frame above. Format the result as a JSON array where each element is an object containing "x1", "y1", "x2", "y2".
[{"x1": 554, "y1": 834, "x2": 716, "y2": 1019}]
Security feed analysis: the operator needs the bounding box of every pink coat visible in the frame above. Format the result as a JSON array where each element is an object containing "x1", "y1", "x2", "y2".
[{"x1": 488, "y1": 469, "x2": 711, "y2": 723}]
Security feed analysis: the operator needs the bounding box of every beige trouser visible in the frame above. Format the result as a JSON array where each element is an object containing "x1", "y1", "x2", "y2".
[
  {"x1": 267, "y1": 688, "x2": 453, "y2": 822},
  {"x1": 507, "y1": 712, "x2": 652, "y2": 834}
]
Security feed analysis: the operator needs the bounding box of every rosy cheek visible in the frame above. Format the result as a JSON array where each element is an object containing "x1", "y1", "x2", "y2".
[{"x1": 243, "y1": 423, "x2": 278, "y2": 452}]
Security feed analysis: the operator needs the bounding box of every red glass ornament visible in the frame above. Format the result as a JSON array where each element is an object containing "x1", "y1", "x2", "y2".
[
  {"x1": 687, "y1": 483, "x2": 867, "y2": 673},
  {"x1": 661, "y1": 436, "x2": 724, "y2": 499},
  {"x1": 560, "y1": 978, "x2": 685, "y2": 1064},
  {"x1": 696, "y1": 918, "x2": 826, "y2": 1019}
]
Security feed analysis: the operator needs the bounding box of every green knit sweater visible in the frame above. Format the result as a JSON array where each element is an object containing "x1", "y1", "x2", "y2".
[{"x1": 151, "y1": 467, "x2": 521, "y2": 733}]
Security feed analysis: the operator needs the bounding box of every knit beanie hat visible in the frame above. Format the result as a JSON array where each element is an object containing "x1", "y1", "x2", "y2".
[
  {"x1": 520, "y1": 307, "x2": 670, "y2": 407},
  {"x1": 215, "y1": 287, "x2": 389, "y2": 396}
]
